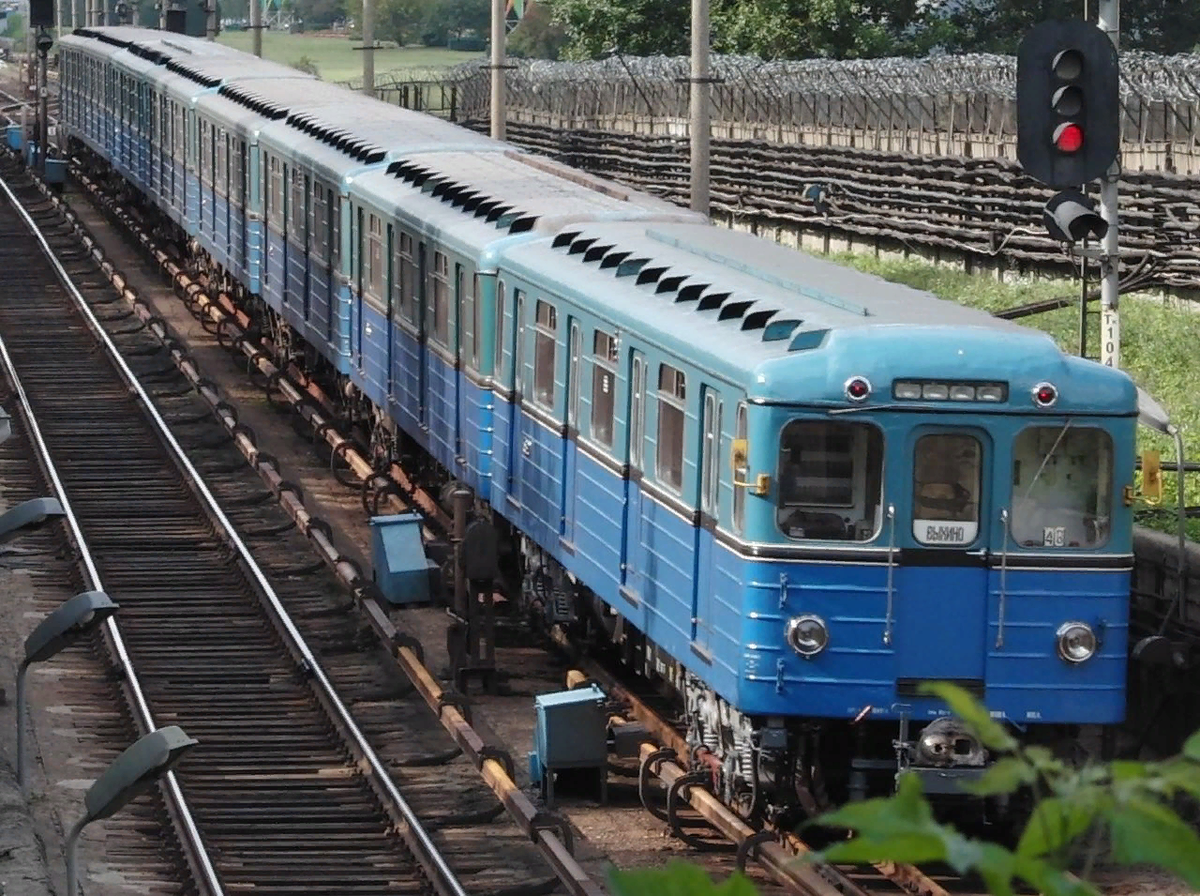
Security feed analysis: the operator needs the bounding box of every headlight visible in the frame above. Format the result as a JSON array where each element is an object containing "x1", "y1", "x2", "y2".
[
  {"x1": 785, "y1": 614, "x2": 829, "y2": 658},
  {"x1": 1056, "y1": 621, "x2": 1097, "y2": 664}
]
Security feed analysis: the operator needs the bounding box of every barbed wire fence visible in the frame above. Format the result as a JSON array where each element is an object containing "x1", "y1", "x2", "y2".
[{"x1": 348, "y1": 51, "x2": 1200, "y2": 293}]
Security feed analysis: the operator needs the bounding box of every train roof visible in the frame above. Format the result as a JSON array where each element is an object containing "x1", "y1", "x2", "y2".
[
  {"x1": 499, "y1": 221, "x2": 1137, "y2": 413},
  {"x1": 350, "y1": 151, "x2": 699, "y2": 256}
]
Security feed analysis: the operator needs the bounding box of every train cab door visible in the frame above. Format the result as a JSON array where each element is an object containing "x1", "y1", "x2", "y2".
[
  {"x1": 893, "y1": 427, "x2": 991, "y2": 684},
  {"x1": 619, "y1": 350, "x2": 647, "y2": 601}
]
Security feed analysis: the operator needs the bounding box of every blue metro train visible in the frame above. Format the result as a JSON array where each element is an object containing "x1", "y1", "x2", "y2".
[{"x1": 57, "y1": 26, "x2": 1151, "y2": 812}]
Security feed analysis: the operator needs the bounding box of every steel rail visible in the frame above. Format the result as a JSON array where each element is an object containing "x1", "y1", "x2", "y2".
[
  {"x1": 0, "y1": 173, "x2": 226, "y2": 896},
  {"x1": 56, "y1": 164, "x2": 606, "y2": 896},
  {"x1": 0, "y1": 172, "x2": 470, "y2": 896}
]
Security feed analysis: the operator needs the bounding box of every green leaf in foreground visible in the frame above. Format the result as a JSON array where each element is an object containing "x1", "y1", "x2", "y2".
[
  {"x1": 918, "y1": 683, "x2": 1018, "y2": 752},
  {"x1": 1107, "y1": 797, "x2": 1200, "y2": 887},
  {"x1": 609, "y1": 861, "x2": 758, "y2": 896}
]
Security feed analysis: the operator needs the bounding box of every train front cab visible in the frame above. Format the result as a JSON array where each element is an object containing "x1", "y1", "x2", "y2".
[{"x1": 734, "y1": 349, "x2": 1138, "y2": 796}]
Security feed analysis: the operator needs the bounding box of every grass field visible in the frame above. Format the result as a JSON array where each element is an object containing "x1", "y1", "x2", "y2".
[
  {"x1": 833, "y1": 252, "x2": 1200, "y2": 537},
  {"x1": 215, "y1": 31, "x2": 483, "y2": 83}
]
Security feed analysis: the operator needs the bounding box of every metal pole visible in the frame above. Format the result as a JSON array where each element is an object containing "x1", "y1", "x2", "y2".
[
  {"x1": 1097, "y1": 0, "x2": 1120, "y2": 367},
  {"x1": 489, "y1": 0, "x2": 504, "y2": 140},
  {"x1": 37, "y1": 33, "x2": 48, "y2": 173},
  {"x1": 158, "y1": 0, "x2": 166, "y2": 30},
  {"x1": 1079, "y1": 234, "x2": 1089, "y2": 356},
  {"x1": 102, "y1": 0, "x2": 109, "y2": 26},
  {"x1": 15, "y1": 662, "x2": 28, "y2": 792},
  {"x1": 361, "y1": 0, "x2": 374, "y2": 98},
  {"x1": 205, "y1": 0, "x2": 216, "y2": 39},
  {"x1": 688, "y1": 0, "x2": 710, "y2": 215},
  {"x1": 65, "y1": 815, "x2": 87, "y2": 896},
  {"x1": 251, "y1": 0, "x2": 262, "y2": 56}
]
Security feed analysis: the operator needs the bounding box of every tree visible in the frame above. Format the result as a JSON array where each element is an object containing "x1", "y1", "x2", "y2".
[
  {"x1": 541, "y1": 0, "x2": 690, "y2": 60},
  {"x1": 508, "y1": 2, "x2": 569, "y2": 60},
  {"x1": 346, "y1": 0, "x2": 425, "y2": 46},
  {"x1": 294, "y1": 0, "x2": 348, "y2": 29}
]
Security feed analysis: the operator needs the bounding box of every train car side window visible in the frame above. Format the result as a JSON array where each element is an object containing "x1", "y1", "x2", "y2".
[
  {"x1": 656, "y1": 364, "x2": 686, "y2": 493},
  {"x1": 269, "y1": 156, "x2": 283, "y2": 229},
  {"x1": 514, "y1": 289, "x2": 526, "y2": 395},
  {"x1": 431, "y1": 252, "x2": 450, "y2": 344},
  {"x1": 457, "y1": 265, "x2": 474, "y2": 366},
  {"x1": 310, "y1": 179, "x2": 327, "y2": 261},
  {"x1": 472, "y1": 274, "x2": 482, "y2": 371},
  {"x1": 591, "y1": 330, "x2": 617, "y2": 447},
  {"x1": 1011, "y1": 427, "x2": 1112, "y2": 548},
  {"x1": 567, "y1": 321, "x2": 582, "y2": 427},
  {"x1": 494, "y1": 281, "x2": 507, "y2": 381},
  {"x1": 629, "y1": 355, "x2": 645, "y2": 469},
  {"x1": 777, "y1": 420, "x2": 884, "y2": 542},
  {"x1": 366, "y1": 213, "x2": 384, "y2": 302},
  {"x1": 533, "y1": 300, "x2": 558, "y2": 409},
  {"x1": 732, "y1": 403, "x2": 747, "y2": 534},
  {"x1": 395, "y1": 232, "x2": 415, "y2": 323},
  {"x1": 291, "y1": 170, "x2": 308, "y2": 241},
  {"x1": 701, "y1": 390, "x2": 722, "y2": 517},
  {"x1": 913, "y1": 434, "x2": 981, "y2": 546}
]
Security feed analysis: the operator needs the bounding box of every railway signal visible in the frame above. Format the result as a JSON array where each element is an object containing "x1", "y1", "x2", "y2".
[
  {"x1": 1017, "y1": 19, "x2": 1119, "y2": 189},
  {"x1": 1042, "y1": 189, "x2": 1108, "y2": 244}
]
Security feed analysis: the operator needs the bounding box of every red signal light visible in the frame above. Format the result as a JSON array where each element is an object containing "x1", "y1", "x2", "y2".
[{"x1": 1054, "y1": 122, "x2": 1084, "y2": 153}]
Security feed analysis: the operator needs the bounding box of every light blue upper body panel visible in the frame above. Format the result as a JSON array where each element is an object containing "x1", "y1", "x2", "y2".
[{"x1": 498, "y1": 221, "x2": 1138, "y2": 414}]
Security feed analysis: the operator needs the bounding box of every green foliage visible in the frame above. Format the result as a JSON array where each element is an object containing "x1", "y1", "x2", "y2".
[
  {"x1": 3, "y1": 11, "x2": 25, "y2": 41},
  {"x1": 541, "y1": 0, "x2": 690, "y2": 60},
  {"x1": 508, "y1": 2, "x2": 569, "y2": 60},
  {"x1": 541, "y1": 0, "x2": 1200, "y2": 60},
  {"x1": 805, "y1": 683, "x2": 1200, "y2": 895},
  {"x1": 609, "y1": 861, "x2": 758, "y2": 896},
  {"x1": 216, "y1": 31, "x2": 483, "y2": 81},
  {"x1": 291, "y1": 54, "x2": 321, "y2": 75},
  {"x1": 418, "y1": 0, "x2": 489, "y2": 46}
]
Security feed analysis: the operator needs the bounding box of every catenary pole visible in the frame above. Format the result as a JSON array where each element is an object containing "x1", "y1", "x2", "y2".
[
  {"x1": 361, "y1": 0, "x2": 374, "y2": 97},
  {"x1": 1097, "y1": 0, "x2": 1120, "y2": 367},
  {"x1": 689, "y1": 0, "x2": 710, "y2": 215},
  {"x1": 251, "y1": 0, "x2": 262, "y2": 55},
  {"x1": 489, "y1": 0, "x2": 505, "y2": 139}
]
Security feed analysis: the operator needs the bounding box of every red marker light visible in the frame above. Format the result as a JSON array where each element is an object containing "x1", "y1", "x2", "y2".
[
  {"x1": 1033, "y1": 383, "x2": 1058, "y2": 408},
  {"x1": 1054, "y1": 122, "x2": 1084, "y2": 153},
  {"x1": 844, "y1": 377, "x2": 871, "y2": 402}
]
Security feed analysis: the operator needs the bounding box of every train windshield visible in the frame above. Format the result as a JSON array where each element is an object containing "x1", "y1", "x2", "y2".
[
  {"x1": 1011, "y1": 425, "x2": 1113, "y2": 548},
  {"x1": 912, "y1": 434, "x2": 982, "y2": 546},
  {"x1": 777, "y1": 420, "x2": 884, "y2": 541}
]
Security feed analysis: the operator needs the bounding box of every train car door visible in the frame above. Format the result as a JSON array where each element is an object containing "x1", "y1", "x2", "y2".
[
  {"x1": 619, "y1": 350, "x2": 647, "y2": 602},
  {"x1": 453, "y1": 264, "x2": 465, "y2": 463},
  {"x1": 386, "y1": 224, "x2": 395, "y2": 399},
  {"x1": 417, "y1": 242, "x2": 429, "y2": 428},
  {"x1": 504, "y1": 289, "x2": 526, "y2": 511},
  {"x1": 893, "y1": 427, "x2": 990, "y2": 683},
  {"x1": 353, "y1": 206, "x2": 364, "y2": 370},
  {"x1": 691, "y1": 386, "x2": 722, "y2": 652},
  {"x1": 560, "y1": 318, "x2": 582, "y2": 546}
]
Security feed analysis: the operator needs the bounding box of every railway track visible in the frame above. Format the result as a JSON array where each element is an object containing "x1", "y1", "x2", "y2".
[{"x1": 0, "y1": 153, "x2": 566, "y2": 894}]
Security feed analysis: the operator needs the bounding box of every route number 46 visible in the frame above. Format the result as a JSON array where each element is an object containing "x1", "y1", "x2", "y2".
[{"x1": 1042, "y1": 526, "x2": 1066, "y2": 547}]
